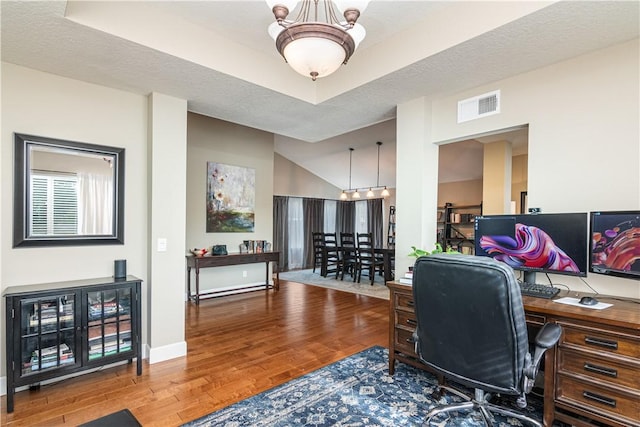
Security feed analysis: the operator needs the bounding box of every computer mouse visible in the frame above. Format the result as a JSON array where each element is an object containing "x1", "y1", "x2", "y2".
[{"x1": 579, "y1": 296, "x2": 599, "y2": 306}]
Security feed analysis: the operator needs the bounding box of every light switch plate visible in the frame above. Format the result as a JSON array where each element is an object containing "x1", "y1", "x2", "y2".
[{"x1": 157, "y1": 238, "x2": 167, "y2": 252}]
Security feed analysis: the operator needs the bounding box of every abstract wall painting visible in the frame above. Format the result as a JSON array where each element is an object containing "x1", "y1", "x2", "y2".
[{"x1": 206, "y1": 162, "x2": 255, "y2": 232}]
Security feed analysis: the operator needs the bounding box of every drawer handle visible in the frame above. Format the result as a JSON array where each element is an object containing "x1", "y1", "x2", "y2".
[
  {"x1": 584, "y1": 363, "x2": 618, "y2": 378},
  {"x1": 406, "y1": 318, "x2": 417, "y2": 326},
  {"x1": 406, "y1": 337, "x2": 415, "y2": 344},
  {"x1": 406, "y1": 300, "x2": 414, "y2": 307},
  {"x1": 583, "y1": 391, "x2": 616, "y2": 408},
  {"x1": 584, "y1": 336, "x2": 618, "y2": 350}
]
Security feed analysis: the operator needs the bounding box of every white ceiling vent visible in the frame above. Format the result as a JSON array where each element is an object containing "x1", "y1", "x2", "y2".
[{"x1": 457, "y1": 90, "x2": 501, "y2": 123}]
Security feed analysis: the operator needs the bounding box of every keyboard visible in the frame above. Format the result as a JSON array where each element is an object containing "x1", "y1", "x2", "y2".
[{"x1": 519, "y1": 282, "x2": 560, "y2": 299}]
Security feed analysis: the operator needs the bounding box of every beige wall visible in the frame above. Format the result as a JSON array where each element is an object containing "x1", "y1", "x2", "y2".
[
  {"x1": 274, "y1": 153, "x2": 341, "y2": 199},
  {"x1": 186, "y1": 113, "x2": 275, "y2": 292},
  {"x1": 397, "y1": 39, "x2": 640, "y2": 298},
  {"x1": 1, "y1": 63, "x2": 150, "y2": 380}
]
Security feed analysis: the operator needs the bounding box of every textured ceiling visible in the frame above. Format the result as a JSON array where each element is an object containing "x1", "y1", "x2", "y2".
[{"x1": 2, "y1": 1, "x2": 638, "y2": 188}]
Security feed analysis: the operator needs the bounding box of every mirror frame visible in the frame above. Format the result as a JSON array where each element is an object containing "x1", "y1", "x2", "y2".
[{"x1": 13, "y1": 133, "x2": 125, "y2": 247}]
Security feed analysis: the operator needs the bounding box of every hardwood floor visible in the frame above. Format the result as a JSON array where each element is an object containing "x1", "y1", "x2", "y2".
[{"x1": 1, "y1": 281, "x2": 389, "y2": 426}]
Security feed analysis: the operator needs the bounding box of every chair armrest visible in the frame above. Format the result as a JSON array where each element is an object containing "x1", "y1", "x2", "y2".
[
  {"x1": 525, "y1": 323, "x2": 562, "y2": 382},
  {"x1": 535, "y1": 323, "x2": 562, "y2": 349}
]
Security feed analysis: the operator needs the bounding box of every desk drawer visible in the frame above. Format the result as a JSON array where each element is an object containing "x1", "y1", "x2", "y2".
[
  {"x1": 395, "y1": 327, "x2": 417, "y2": 356},
  {"x1": 395, "y1": 293, "x2": 415, "y2": 311},
  {"x1": 561, "y1": 324, "x2": 640, "y2": 359},
  {"x1": 556, "y1": 375, "x2": 640, "y2": 426},
  {"x1": 558, "y1": 348, "x2": 640, "y2": 390},
  {"x1": 397, "y1": 311, "x2": 417, "y2": 330}
]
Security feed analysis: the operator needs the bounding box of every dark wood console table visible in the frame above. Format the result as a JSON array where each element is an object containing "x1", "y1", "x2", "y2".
[
  {"x1": 387, "y1": 281, "x2": 640, "y2": 427},
  {"x1": 186, "y1": 252, "x2": 279, "y2": 304}
]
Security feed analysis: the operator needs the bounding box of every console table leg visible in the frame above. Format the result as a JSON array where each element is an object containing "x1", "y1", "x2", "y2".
[{"x1": 195, "y1": 268, "x2": 200, "y2": 305}]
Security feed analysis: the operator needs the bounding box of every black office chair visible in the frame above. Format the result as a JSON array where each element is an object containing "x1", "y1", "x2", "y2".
[{"x1": 412, "y1": 253, "x2": 561, "y2": 427}]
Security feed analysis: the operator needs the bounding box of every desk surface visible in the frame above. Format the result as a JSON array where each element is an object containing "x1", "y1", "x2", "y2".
[{"x1": 522, "y1": 289, "x2": 640, "y2": 331}]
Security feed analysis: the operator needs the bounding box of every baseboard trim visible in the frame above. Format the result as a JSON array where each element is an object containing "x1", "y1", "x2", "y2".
[{"x1": 148, "y1": 340, "x2": 187, "y2": 364}]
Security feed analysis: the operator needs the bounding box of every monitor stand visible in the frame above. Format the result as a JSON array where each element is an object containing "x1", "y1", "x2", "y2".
[{"x1": 523, "y1": 271, "x2": 537, "y2": 285}]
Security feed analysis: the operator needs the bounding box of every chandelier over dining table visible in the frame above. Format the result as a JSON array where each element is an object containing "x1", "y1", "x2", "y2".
[
  {"x1": 340, "y1": 142, "x2": 390, "y2": 200},
  {"x1": 266, "y1": 1, "x2": 369, "y2": 81}
]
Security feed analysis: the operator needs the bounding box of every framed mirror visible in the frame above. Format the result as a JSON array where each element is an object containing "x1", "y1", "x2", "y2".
[{"x1": 14, "y1": 133, "x2": 125, "y2": 247}]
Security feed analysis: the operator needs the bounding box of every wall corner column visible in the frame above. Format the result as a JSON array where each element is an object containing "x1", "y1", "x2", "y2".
[
  {"x1": 147, "y1": 92, "x2": 188, "y2": 363},
  {"x1": 396, "y1": 97, "x2": 439, "y2": 277}
]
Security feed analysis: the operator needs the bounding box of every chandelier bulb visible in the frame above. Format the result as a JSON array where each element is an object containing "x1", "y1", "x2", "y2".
[
  {"x1": 366, "y1": 188, "x2": 374, "y2": 198},
  {"x1": 352, "y1": 190, "x2": 361, "y2": 199}
]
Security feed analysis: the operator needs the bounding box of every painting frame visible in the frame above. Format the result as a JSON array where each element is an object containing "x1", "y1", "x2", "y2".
[{"x1": 206, "y1": 161, "x2": 255, "y2": 233}]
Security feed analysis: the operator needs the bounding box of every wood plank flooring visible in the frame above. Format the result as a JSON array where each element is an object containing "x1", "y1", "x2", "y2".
[{"x1": 1, "y1": 281, "x2": 389, "y2": 426}]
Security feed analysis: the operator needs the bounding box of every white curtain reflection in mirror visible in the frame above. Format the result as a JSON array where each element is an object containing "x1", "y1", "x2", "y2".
[
  {"x1": 29, "y1": 146, "x2": 115, "y2": 237},
  {"x1": 77, "y1": 172, "x2": 113, "y2": 234}
]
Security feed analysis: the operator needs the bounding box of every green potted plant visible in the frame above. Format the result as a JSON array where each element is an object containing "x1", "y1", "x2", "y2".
[{"x1": 408, "y1": 243, "x2": 456, "y2": 258}]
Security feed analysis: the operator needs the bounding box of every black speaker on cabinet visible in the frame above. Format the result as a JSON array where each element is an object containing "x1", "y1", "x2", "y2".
[{"x1": 114, "y1": 259, "x2": 127, "y2": 279}]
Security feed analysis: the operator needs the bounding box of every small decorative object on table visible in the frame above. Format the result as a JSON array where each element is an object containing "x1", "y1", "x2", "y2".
[
  {"x1": 211, "y1": 245, "x2": 228, "y2": 256},
  {"x1": 191, "y1": 248, "x2": 208, "y2": 257}
]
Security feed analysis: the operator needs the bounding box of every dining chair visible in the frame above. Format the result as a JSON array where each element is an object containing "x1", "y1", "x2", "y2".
[
  {"x1": 355, "y1": 232, "x2": 384, "y2": 285},
  {"x1": 339, "y1": 232, "x2": 357, "y2": 281},
  {"x1": 323, "y1": 232, "x2": 341, "y2": 278},
  {"x1": 312, "y1": 232, "x2": 324, "y2": 273}
]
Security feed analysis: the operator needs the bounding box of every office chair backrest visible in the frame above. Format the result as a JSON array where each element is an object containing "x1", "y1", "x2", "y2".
[{"x1": 412, "y1": 253, "x2": 529, "y2": 395}]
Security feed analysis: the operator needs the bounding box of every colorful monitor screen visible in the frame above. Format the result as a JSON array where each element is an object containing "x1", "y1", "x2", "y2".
[
  {"x1": 590, "y1": 211, "x2": 640, "y2": 280},
  {"x1": 474, "y1": 213, "x2": 589, "y2": 284}
]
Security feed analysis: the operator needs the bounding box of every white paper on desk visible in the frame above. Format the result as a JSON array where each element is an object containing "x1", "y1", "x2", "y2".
[{"x1": 554, "y1": 297, "x2": 613, "y2": 310}]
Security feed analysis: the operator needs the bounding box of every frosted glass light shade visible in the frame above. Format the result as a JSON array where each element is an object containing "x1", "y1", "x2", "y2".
[
  {"x1": 276, "y1": 22, "x2": 355, "y2": 80},
  {"x1": 268, "y1": 21, "x2": 284, "y2": 40},
  {"x1": 283, "y1": 37, "x2": 346, "y2": 79},
  {"x1": 346, "y1": 23, "x2": 366, "y2": 48}
]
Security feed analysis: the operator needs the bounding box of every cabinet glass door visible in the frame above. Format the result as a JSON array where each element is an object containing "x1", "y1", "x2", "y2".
[
  {"x1": 20, "y1": 294, "x2": 77, "y2": 375},
  {"x1": 86, "y1": 288, "x2": 132, "y2": 360}
]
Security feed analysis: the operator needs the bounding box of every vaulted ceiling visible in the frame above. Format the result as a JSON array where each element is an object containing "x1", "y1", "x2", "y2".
[{"x1": 2, "y1": 1, "x2": 638, "y2": 188}]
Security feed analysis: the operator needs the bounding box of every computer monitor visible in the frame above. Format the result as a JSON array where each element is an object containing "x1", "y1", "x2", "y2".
[
  {"x1": 590, "y1": 210, "x2": 640, "y2": 280},
  {"x1": 474, "y1": 213, "x2": 589, "y2": 285}
]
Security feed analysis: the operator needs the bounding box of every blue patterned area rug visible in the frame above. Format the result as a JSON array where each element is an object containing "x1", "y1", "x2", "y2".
[{"x1": 182, "y1": 346, "x2": 543, "y2": 427}]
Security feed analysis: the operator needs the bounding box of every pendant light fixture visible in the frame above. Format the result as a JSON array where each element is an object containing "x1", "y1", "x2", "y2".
[
  {"x1": 340, "y1": 147, "x2": 354, "y2": 200},
  {"x1": 377, "y1": 141, "x2": 390, "y2": 197},
  {"x1": 339, "y1": 142, "x2": 390, "y2": 199},
  {"x1": 266, "y1": 0, "x2": 368, "y2": 81}
]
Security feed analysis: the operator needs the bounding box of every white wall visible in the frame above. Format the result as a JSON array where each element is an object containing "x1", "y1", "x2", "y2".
[
  {"x1": 397, "y1": 39, "x2": 640, "y2": 298},
  {"x1": 186, "y1": 113, "x2": 275, "y2": 292},
  {"x1": 1, "y1": 64, "x2": 149, "y2": 379}
]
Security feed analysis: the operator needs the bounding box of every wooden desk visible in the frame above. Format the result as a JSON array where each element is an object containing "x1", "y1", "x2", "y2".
[
  {"x1": 321, "y1": 246, "x2": 395, "y2": 282},
  {"x1": 386, "y1": 281, "x2": 640, "y2": 427},
  {"x1": 186, "y1": 252, "x2": 279, "y2": 304}
]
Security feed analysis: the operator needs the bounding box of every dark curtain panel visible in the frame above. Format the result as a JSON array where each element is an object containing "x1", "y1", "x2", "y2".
[
  {"x1": 303, "y1": 198, "x2": 324, "y2": 268},
  {"x1": 368, "y1": 198, "x2": 384, "y2": 248},
  {"x1": 336, "y1": 201, "x2": 355, "y2": 235},
  {"x1": 273, "y1": 196, "x2": 289, "y2": 272}
]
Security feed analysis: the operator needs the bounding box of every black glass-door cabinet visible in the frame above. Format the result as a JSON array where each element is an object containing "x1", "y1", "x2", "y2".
[{"x1": 4, "y1": 276, "x2": 142, "y2": 413}]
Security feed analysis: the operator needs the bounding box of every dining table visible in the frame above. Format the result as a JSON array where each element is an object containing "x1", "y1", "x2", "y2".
[{"x1": 320, "y1": 245, "x2": 395, "y2": 282}]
